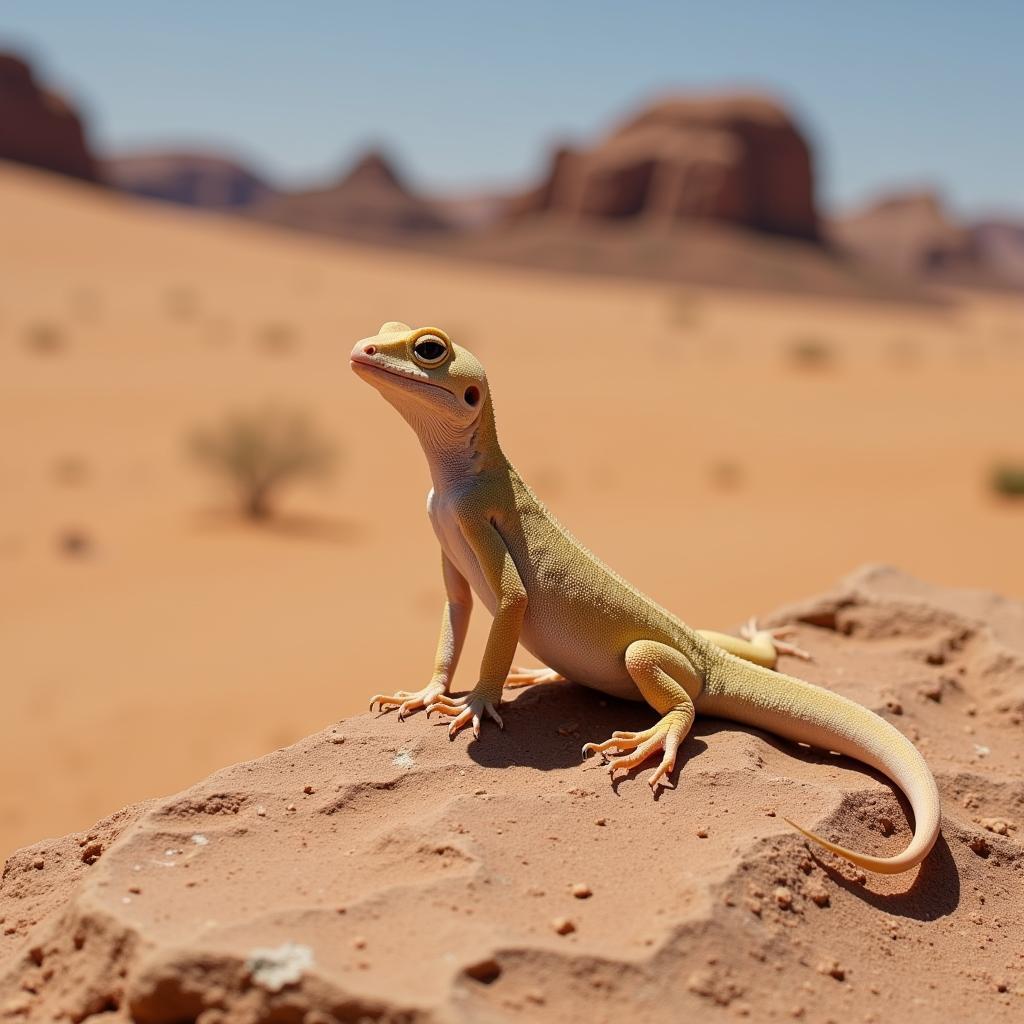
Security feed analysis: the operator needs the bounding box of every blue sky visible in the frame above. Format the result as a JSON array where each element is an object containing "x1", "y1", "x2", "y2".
[{"x1": 3, "y1": 2, "x2": 1020, "y2": 216}]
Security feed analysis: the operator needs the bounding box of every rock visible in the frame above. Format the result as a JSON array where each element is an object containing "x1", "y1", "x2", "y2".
[
  {"x1": 509, "y1": 93, "x2": 820, "y2": 240},
  {"x1": 2, "y1": 567, "x2": 1023, "y2": 1023},
  {"x1": 0, "y1": 52, "x2": 98, "y2": 182},
  {"x1": 829, "y1": 190, "x2": 978, "y2": 278},
  {"x1": 249, "y1": 148, "x2": 454, "y2": 240},
  {"x1": 103, "y1": 151, "x2": 276, "y2": 209}
]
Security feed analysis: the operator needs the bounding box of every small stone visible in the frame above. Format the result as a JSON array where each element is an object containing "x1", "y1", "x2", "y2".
[
  {"x1": 980, "y1": 818, "x2": 1011, "y2": 836},
  {"x1": 303, "y1": 785, "x2": 315, "y2": 795},
  {"x1": 571, "y1": 883, "x2": 592, "y2": 899},
  {"x1": 807, "y1": 886, "x2": 830, "y2": 908},
  {"x1": 817, "y1": 958, "x2": 845, "y2": 981},
  {"x1": 884, "y1": 697, "x2": 903, "y2": 715},
  {"x1": 256, "y1": 806, "x2": 267, "y2": 817},
  {"x1": 552, "y1": 917, "x2": 576, "y2": 935},
  {"x1": 32, "y1": 859, "x2": 44, "y2": 871},
  {"x1": 352, "y1": 936, "x2": 367, "y2": 949},
  {"x1": 286, "y1": 803, "x2": 297, "y2": 812},
  {"x1": 877, "y1": 817, "x2": 895, "y2": 836},
  {"x1": 773, "y1": 886, "x2": 793, "y2": 910},
  {"x1": 594, "y1": 817, "x2": 607, "y2": 827},
  {"x1": 969, "y1": 835, "x2": 992, "y2": 857},
  {"x1": 919, "y1": 681, "x2": 943, "y2": 702},
  {"x1": 695, "y1": 825, "x2": 709, "y2": 839}
]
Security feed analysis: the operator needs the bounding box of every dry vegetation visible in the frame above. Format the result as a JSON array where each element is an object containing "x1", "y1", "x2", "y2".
[{"x1": 187, "y1": 405, "x2": 338, "y2": 520}]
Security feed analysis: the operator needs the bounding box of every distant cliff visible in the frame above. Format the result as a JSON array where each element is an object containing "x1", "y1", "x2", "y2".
[{"x1": 0, "y1": 53, "x2": 98, "y2": 182}]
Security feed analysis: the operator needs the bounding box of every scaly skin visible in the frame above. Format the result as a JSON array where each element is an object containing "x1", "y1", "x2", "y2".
[{"x1": 351, "y1": 322, "x2": 940, "y2": 874}]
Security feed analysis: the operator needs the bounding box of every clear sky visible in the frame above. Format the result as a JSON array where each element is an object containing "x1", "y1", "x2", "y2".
[{"x1": 2, "y1": 2, "x2": 1021, "y2": 217}]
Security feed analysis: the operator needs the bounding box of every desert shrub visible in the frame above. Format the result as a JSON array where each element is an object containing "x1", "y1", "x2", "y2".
[
  {"x1": 256, "y1": 321, "x2": 297, "y2": 354},
  {"x1": 786, "y1": 335, "x2": 834, "y2": 369},
  {"x1": 188, "y1": 406, "x2": 338, "y2": 520},
  {"x1": 24, "y1": 321, "x2": 65, "y2": 355},
  {"x1": 991, "y1": 463, "x2": 1024, "y2": 499},
  {"x1": 164, "y1": 285, "x2": 200, "y2": 321}
]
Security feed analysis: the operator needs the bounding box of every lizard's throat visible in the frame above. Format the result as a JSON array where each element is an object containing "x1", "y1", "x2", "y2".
[{"x1": 410, "y1": 396, "x2": 504, "y2": 490}]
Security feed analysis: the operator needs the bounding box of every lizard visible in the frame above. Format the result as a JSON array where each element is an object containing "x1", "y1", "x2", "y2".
[{"x1": 350, "y1": 322, "x2": 941, "y2": 874}]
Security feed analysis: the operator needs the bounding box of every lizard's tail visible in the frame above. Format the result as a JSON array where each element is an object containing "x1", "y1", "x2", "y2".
[{"x1": 698, "y1": 656, "x2": 940, "y2": 874}]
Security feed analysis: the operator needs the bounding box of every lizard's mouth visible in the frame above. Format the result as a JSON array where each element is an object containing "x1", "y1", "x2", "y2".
[{"x1": 350, "y1": 354, "x2": 454, "y2": 398}]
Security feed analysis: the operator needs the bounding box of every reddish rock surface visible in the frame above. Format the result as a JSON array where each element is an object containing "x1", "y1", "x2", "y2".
[
  {"x1": 249, "y1": 149, "x2": 454, "y2": 239},
  {"x1": 2, "y1": 567, "x2": 1022, "y2": 1022},
  {"x1": 511, "y1": 94, "x2": 820, "y2": 240},
  {"x1": 103, "y1": 152, "x2": 276, "y2": 209},
  {"x1": 830, "y1": 190, "x2": 979, "y2": 277},
  {"x1": 0, "y1": 53, "x2": 97, "y2": 183}
]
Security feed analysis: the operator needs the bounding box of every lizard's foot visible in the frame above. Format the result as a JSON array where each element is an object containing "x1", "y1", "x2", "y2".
[
  {"x1": 369, "y1": 680, "x2": 446, "y2": 721},
  {"x1": 581, "y1": 709, "x2": 691, "y2": 792},
  {"x1": 426, "y1": 689, "x2": 503, "y2": 739},
  {"x1": 505, "y1": 665, "x2": 566, "y2": 690},
  {"x1": 740, "y1": 617, "x2": 812, "y2": 662}
]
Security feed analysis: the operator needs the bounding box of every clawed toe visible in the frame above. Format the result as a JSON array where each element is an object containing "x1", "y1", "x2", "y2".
[
  {"x1": 369, "y1": 683, "x2": 445, "y2": 719},
  {"x1": 581, "y1": 711, "x2": 689, "y2": 793},
  {"x1": 426, "y1": 692, "x2": 503, "y2": 739},
  {"x1": 741, "y1": 617, "x2": 813, "y2": 662}
]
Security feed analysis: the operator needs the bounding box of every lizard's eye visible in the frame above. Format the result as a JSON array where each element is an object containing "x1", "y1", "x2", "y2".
[{"x1": 412, "y1": 334, "x2": 449, "y2": 367}]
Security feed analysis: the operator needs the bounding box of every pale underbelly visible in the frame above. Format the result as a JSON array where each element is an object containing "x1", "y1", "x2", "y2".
[{"x1": 434, "y1": 512, "x2": 643, "y2": 701}]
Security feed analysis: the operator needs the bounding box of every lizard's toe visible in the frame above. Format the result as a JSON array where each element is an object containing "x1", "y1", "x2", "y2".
[{"x1": 370, "y1": 682, "x2": 445, "y2": 718}]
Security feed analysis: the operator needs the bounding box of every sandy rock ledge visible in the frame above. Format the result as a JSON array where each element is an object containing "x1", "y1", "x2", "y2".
[{"x1": 2, "y1": 566, "x2": 1023, "y2": 1023}]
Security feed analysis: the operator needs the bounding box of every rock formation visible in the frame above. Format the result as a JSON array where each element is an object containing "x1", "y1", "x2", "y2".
[
  {"x1": 830, "y1": 189, "x2": 979, "y2": 277},
  {"x1": 249, "y1": 149, "x2": 454, "y2": 240},
  {"x1": 0, "y1": 52, "x2": 98, "y2": 182},
  {"x1": 510, "y1": 94, "x2": 820, "y2": 241},
  {"x1": 103, "y1": 152, "x2": 276, "y2": 209},
  {"x1": 2, "y1": 566, "x2": 1022, "y2": 1022}
]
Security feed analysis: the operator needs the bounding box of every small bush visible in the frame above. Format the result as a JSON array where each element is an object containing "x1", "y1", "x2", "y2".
[
  {"x1": 188, "y1": 406, "x2": 338, "y2": 520},
  {"x1": 786, "y1": 335, "x2": 834, "y2": 370},
  {"x1": 991, "y1": 463, "x2": 1024, "y2": 499},
  {"x1": 256, "y1": 321, "x2": 298, "y2": 355},
  {"x1": 164, "y1": 285, "x2": 200, "y2": 321},
  {"x1": 24, "y1": 321, "x2": 65, "y2": 355}
]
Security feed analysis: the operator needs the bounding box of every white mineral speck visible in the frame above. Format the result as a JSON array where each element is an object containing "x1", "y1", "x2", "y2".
[
  {"x1": 246, "y1": 942, "x2": 315, "y2": 992},
  {"x1": 191, "y1": 834, "x2": 209, "y2": 846}
]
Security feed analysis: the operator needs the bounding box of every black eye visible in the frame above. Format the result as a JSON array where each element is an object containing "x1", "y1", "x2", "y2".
[{"x1": 412, "y1": 335, "x2": 448, "y2": 366}]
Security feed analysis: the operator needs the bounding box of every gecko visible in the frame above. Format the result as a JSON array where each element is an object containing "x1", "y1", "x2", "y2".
[{"x1": 350, "y1": 322, "x2": 940, "y2": 874}]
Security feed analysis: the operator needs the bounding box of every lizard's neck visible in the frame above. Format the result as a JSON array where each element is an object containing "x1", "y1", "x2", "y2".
[{"x1": 413, "y1": 394, "x2": 507, "y2": 492}]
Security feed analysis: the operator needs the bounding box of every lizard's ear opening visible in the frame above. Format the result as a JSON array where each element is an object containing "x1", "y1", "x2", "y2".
[{"x1": 464, "y1": 385, "x2": 480, "y2": 407}]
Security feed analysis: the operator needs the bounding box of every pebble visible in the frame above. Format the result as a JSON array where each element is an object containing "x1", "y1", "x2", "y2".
[
  {"x1": 816, "y1": 958, "x2": 845, "y2": 981},
  {"x1": 695, "y1": 825, "x2": 709, "y2": 839},
  {"x1": 594, "y1": 818, "x2": 607, "y2": 827},
  {"x1": 571, "y1": 883, "x2": 592, "y2": 899},
  {"x1": 352, "y1": 936, "x2": 367, "y2": 949},
  {"x1": 552, "y1": 917, "x2": 576, "y2": 935},
  {"x1": 303, "y1": 785, "x2": 315, "y2": 795},
  {"x1": 807, "y1": 885, "x2": 830, "y2": 908},
  {"x1": 773, "y1": 886, "x2": 793, "y2": 910}
]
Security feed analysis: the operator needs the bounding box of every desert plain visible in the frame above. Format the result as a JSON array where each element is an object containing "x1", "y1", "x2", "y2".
[{"x1": 1, "y1": 162, "x2": 1023, "y2": 865}]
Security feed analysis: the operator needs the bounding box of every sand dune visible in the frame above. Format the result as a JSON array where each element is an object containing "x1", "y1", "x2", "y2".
[
  {"x1": 1, "y1": 568, "x2": 1022, "y2": 1022},
  {"x1": 1, "y1": 163, "x2": 1023, "y2": 860}
]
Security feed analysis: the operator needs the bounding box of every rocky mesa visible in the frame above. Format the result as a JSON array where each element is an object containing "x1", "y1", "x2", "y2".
[
  {"x1": 1, "y1": 566, "x2": 1023, "y2": 1023},
  {"x1": 0, "y1": 53, "x2": 98, "y2": 183}
]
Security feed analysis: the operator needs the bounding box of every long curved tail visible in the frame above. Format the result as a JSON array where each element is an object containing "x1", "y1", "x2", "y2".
[{"x1": 697, "y1": 655, "x2": 941, "y2": 874}]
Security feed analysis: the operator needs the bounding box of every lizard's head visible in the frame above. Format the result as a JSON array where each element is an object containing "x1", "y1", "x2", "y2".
[{"x1": 350, "y1": 322, "x2": 489, "y2": 433}]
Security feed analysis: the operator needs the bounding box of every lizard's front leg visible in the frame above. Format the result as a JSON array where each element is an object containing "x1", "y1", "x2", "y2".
[
  {"x1": 428, "y1": 519, "x2": 526, "y2": 739},
  {"x1": 582, "y1": 641, "x2": 699, "y2": 792},
  {"x1": 370, "y1": 553, "x2": 472, "y2": 719}
]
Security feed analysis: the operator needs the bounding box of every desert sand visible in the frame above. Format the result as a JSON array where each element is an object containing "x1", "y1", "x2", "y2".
[
  {"x1": 1, "y1": 566, "x2": 1022, "y2": 1022},
  {"x1": 1, "y1": 163, "x2": 1023, "y2": 864}
]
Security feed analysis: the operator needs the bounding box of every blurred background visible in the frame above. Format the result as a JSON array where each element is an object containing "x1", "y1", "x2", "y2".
[{"x1": 1, "y1": 2, "x2": 1021, "y2": 856}]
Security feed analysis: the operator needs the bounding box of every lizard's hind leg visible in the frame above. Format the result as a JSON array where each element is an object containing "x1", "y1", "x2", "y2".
[{"x1": 582, "y1": 641, "x2": 698, "y2": 792}]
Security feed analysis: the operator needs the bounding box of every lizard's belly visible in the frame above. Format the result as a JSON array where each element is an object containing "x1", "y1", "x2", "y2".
[{"x1": 428, "y1": 494, "x2": 640, "y2": 700}]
